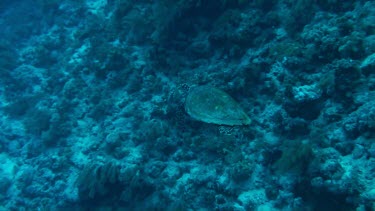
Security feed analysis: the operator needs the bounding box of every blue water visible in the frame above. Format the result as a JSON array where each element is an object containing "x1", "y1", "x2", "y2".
[{"x1": 0, "y1": 1, "x2": 374, "y2": 210}]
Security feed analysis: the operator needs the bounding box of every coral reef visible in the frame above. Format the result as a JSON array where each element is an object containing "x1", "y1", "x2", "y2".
[{"x1": 0, "y1": 0, "x2": 374, "y2": 210}]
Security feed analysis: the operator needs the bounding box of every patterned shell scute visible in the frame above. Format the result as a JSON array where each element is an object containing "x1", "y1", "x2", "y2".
[{"x1": 185, "y1": 86, "x2": 251, "y2": 126}]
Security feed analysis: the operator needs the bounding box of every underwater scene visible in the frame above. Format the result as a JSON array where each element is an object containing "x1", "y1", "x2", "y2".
[{"x1": 0, "y1": 0, "x2": 374, "y2": 210}]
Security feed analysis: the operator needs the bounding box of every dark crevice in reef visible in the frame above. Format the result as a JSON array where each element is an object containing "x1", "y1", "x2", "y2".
[{"x1": 295, "y1": 179, "x2": 357, "y2": 211}]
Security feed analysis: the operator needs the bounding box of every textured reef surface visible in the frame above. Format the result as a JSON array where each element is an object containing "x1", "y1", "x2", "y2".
[{"x1": 0, "y1": 0, "x2": 375, "y2": 210}]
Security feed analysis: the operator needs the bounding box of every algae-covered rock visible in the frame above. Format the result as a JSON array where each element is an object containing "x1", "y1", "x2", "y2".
[{"x1": 185, "y1": 86, "x2": 251, "y2": 126}]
